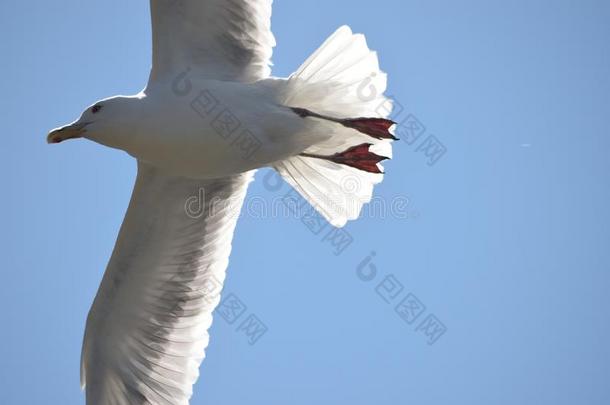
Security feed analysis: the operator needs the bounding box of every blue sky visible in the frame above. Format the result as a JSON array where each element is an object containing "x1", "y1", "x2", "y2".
[{"x1": 1, "y1": 1, "x2": 609, "y2": 404}]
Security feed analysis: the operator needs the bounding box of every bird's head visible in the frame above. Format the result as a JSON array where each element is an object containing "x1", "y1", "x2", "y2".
[{"x1": 47, "y1": 95, "x2": 141, "y2": 150}]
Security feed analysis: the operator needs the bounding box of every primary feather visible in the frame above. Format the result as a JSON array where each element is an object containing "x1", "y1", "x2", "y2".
[{"x1": 82, "y1": 162, "x2": 252, "y2": 404}]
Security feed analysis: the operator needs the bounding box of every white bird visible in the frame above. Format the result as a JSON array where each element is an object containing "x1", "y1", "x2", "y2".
[{"x1": 48, "y1": 1, "x2": 395, "y2": 404}]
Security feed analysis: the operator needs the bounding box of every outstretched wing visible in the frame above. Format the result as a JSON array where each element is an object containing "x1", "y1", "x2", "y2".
[
  {"x1": 149, "y1": 0, "x2": 275, "y2": 83},
  {"x1": 82, "y1": 162, "x2": 253, "y2": 404}
]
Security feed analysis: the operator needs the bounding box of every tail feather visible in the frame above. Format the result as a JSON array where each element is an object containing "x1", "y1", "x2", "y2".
[
  {"x1": 274, "y1": 26, "x2": 394, "y2": 227},
  {"x1": 274, "y1": 157, "x2": 383, "y2": 226}
]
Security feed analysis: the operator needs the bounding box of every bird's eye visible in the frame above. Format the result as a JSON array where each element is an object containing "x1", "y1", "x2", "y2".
[{"x1": 91, "y1": 105, "x2": 102, "y2": 114}]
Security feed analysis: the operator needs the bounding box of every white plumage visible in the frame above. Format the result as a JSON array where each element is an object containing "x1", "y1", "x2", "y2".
[
  {"x1": 276, "y1": 26, "x2": 393, "y2": 226},
  {"x1": 48, "y1": 1, "x2": 395, "y2": 403},
  {"x1": 149, "y1": 0, "x2": 275, "y2": 82},
  {"x1": 82, "y1": 163, "x2": 252, "y2": 404}
]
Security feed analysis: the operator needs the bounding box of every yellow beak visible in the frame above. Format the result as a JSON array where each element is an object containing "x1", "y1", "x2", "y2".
[{"x1": 47, "y1": 122, "x2": 89, "y2": 144}]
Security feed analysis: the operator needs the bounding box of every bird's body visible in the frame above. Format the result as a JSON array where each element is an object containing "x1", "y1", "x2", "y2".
[
  {"x1": 118, "y1": 78, "x2": 319, "y2": 178},
  {"x1": 48, "y1": 1, "x2": 396, "y2": 403}
]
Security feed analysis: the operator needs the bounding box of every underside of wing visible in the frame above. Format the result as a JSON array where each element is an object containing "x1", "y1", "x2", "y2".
[
  {"x1": 149, "y1": 0, "x2": 275, "y2": 83},
  {"x1": 82, "y1": 162, "x2": 253, "y2": 405}
]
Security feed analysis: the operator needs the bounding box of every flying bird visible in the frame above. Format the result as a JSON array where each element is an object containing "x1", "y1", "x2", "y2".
[{"x1": 48, "y1": 1, "x2": 396, "y2": 403}]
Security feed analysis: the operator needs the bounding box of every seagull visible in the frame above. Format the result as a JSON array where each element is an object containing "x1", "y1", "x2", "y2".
[{"x1": 48, "y1": 1, "x2": 396, "y2": 403}]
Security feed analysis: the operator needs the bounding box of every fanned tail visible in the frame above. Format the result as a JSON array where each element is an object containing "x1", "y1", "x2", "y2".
[{"x1": 274, "y1": 26, "x2": 395, "y2": 227}]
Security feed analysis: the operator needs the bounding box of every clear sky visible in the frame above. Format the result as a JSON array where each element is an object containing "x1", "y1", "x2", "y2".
[{"x1": 1, "y1": 1, "x2": 609, "y2": 404}]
